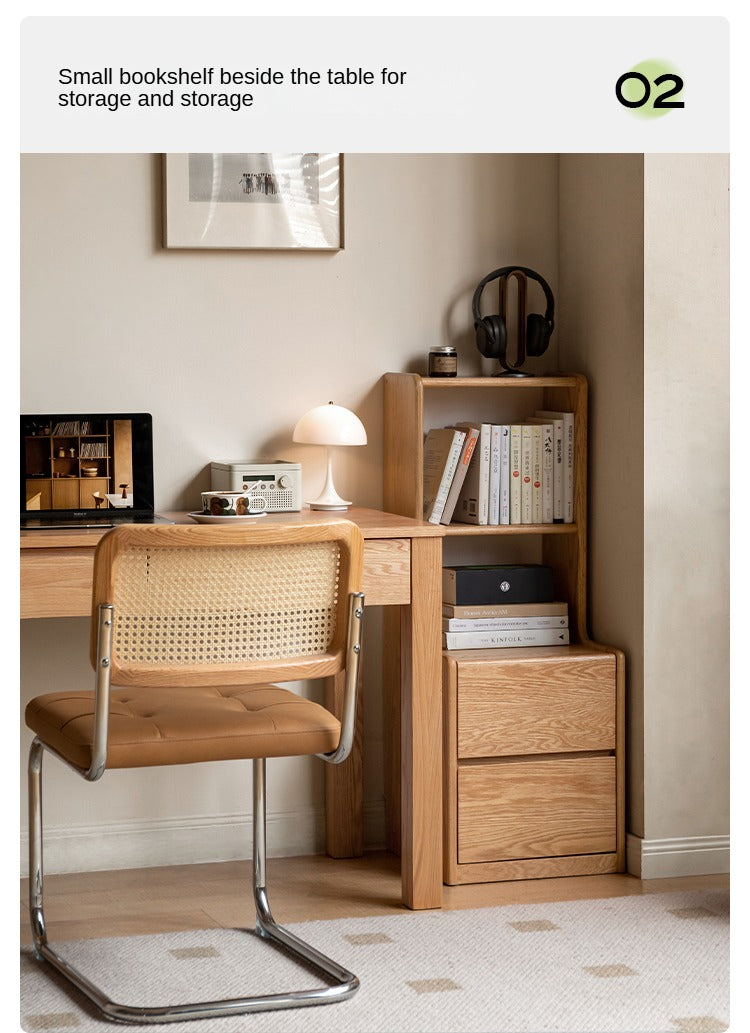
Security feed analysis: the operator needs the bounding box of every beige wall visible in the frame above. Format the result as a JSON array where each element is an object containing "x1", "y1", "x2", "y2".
[
  {"x1": 558, "y1": 154, "x2": 645, "y2": 837},
  {"x1": 20, "y1": 152, "x2": 559, "y2": 872},
  {"x1": 642, "y1": 154, "x2": 730, "y2": 859},
  {"x1": 559, "y1": 153, "x2": 730, "y2": 877}
]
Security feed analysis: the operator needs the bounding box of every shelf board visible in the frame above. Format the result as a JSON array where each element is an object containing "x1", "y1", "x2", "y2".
[
  {"x1": 442, "y1": 643, "x2": 583, "y2": 661},
  {"x1": 418, "y1": 375, "x2": 581, "y2": 389},
  {"x1": 443, "y1": 523, "x2": 577, "y2": 537}
]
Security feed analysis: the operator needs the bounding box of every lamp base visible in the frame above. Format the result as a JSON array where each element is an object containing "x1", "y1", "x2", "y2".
[
  {"x1": 308, "y1": 500, "x2": 352, "y2": 511},
  {"x1": 306, "y1": 447, "x2": 353, "y2": 511}
]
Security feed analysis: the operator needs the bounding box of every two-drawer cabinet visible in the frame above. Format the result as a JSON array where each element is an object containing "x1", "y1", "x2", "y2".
[{"x1": 443, "y1": 645, "x2": 624, "y2": 884}]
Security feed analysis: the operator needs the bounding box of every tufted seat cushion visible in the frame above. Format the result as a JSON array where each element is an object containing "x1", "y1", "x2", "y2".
[{"x1": 25, "y1": 684, "x2": 341, "y2": 771}]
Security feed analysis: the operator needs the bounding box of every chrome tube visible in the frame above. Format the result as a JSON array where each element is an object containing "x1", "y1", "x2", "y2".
[
  {"x1": 318, "y1": 591, "x2": 364, "y2": 765},
  {"x1": 87, "y1": 604, "x2": 114, "y2": 781},
  {"x1": 27, "y1": 745, "x2": 359, "y2": 1024},
  {"x1": 252, "y1": 757, "x2": 271, "y2": 930},
  {"x1": 28, "y1": 738, "x2": 46, "y2": 950}
]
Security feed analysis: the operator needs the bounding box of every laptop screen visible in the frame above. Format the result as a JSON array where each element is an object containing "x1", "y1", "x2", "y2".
[{"x1": 21, "y1": 413, "x2": 156, "y2": 526}]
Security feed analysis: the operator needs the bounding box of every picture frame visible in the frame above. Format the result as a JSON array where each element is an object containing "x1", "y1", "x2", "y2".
[{"x1": 163, "y1": 153, "x2": 343, "y2": 250}]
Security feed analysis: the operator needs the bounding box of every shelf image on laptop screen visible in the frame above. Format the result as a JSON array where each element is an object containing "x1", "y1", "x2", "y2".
[{"x1": 20, "y1": 413, "x2": 169, "y2": 528}]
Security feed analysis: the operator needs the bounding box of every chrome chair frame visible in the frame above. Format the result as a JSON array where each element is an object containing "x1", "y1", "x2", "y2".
[{"x1": 28, "y1": 590, "x2": 365, "y2": 1024}]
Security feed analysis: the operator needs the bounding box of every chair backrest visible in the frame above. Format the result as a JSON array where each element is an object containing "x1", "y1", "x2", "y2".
[{"x1": 90, "y1": 521, "x2": 364, "y2": 687}]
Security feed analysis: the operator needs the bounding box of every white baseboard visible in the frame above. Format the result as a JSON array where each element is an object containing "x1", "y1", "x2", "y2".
[
  {"x1": 20, "y1": 801, "x2": 387, "y2": 876},
  {"x1": 626, "y1": 833, "x2": 730, "y2": 879}
]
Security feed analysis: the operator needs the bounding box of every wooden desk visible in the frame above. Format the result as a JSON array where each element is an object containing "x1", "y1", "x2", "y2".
[{"x1": 20, "y1": 507, "x2": 445, "y2": 911}]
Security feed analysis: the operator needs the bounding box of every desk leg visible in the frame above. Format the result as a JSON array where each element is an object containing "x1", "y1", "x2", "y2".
[
  {"x1": 400, "y1": 536, "x2": 443, "y2": 910},
  {"x1": 324, "y1": 669, "x2": 364, "y2": 857},
  {"x1": 383, "y1": 607, "x2": 401, "y2": 855}
]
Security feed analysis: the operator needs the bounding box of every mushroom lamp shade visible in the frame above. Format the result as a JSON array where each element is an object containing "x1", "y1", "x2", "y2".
[{"x1": 293, "y1": 402, "x2": 367, "y2": 511}]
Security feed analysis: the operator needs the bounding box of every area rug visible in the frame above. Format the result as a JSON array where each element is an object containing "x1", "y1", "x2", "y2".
[{"x1": 20, "y1": 889, "x2": 729, "y2": 1033}]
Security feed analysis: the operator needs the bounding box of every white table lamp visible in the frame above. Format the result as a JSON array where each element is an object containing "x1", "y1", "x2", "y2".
[{"x1": 293, "y1": 402, "x2": 367, "y2": 511}]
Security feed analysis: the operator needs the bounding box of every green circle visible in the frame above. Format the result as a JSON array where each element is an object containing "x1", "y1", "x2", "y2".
[{"x1": 620, "y1": 59, "x2": 682, "y2": 120}]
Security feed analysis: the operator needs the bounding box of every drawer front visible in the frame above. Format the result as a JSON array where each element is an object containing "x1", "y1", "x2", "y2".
[
  {"x1": 457, "y1": 654, "x2": 615, "y2": 758},
  {"x1": 20, "y1": 547, "x2": 95, "y2": 619},
  {"x1": 362, "y1": 538, "x2": 410, "y2": 605},
  {"x1": 458, "y1": 756, "x2": 616, "y2": 864}
]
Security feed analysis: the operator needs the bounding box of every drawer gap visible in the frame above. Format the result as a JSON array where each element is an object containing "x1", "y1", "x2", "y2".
[{"x1": 459, "y1": 750, "x2": 615, "y2": 767}]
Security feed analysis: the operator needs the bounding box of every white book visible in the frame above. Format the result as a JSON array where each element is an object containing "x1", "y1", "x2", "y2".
[
  {"x1": 454, "y1": 423, "x2": 491, "y2": 525},
  {"x1": 535, "y1": 410, "x2": 574, "y2": 522},
  {"x1": 443, "y1": 627, "x2": 571, "y2": 650},
  {"x1": 520, "y1": 424, "x2": 534, "y2": 524},
  {"x1": 488, "y1": 425, "x2": 502, "y2": 525},
  {"x1": 440, "y1": 426, "x2": 480, "y2": 525},
  {"x1": 442, "y1": 601, "x2": 569, "y2": 619},
  {"x1": 499, "y1": 425, "x2": 511, "y2": 525},
  {"x1": 529, "y1": 423, "x2": 543, "y2": 523},
  {"x1": 526, "y1": 419, "x2": 554, "y2": 523},
  {"x1": 509, "y1": 424, "x2": 522, "y2": 524},
  {"x1": 530, "y1": 413, "x2": 563, "y2": 521},
  {"x1": 442, "y1": 615, "x2": 569, "y2": 632},
  {"x1": 422, "y1": 428, "x2": 466, "y2": 524}
]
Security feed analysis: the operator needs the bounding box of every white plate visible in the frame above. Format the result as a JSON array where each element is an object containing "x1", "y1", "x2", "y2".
[{"x1": 188, "y1": 511, "x2": 266, "y2": 524}]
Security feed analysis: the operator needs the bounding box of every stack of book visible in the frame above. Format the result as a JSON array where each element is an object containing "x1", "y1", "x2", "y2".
[
  {"x1": 421, "y1": 410, "x2": 574, "y2": 526},
  {"x1": 442, "y1": 563, "x2": 569, "y2": 650}
]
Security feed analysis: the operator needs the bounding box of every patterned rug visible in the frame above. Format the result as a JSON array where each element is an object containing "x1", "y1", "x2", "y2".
[{"x1": 20, "y1": 889, "x2": 729, "y2": 1033}]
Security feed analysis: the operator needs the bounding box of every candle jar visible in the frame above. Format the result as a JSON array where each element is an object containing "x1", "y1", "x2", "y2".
[{"x1": 428, "y1": 346, "x2": 458, "y2": 377}]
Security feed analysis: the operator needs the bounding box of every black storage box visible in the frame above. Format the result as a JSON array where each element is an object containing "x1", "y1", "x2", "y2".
[{"x1": 442, "y1": 564, "x2": 555, "y2": 605}]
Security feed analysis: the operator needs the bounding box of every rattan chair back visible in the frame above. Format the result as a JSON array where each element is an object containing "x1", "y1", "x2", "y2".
[{"x1": 90, "y1": 521, "x2": 364, "y2": 687}]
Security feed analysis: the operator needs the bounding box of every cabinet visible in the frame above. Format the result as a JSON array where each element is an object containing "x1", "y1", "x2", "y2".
[{"x1": 383, "y1": 372, "x2": 625, "y2": 883}]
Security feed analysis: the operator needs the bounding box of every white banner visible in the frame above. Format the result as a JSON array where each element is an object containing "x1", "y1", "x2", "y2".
[{"x1": 21, "y1": 16, "x2": 729, "y2": 152}]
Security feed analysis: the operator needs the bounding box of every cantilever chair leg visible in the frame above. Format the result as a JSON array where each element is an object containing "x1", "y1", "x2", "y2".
[{"x1": 28, "y1": 744, "x2": 359, "y2": 1025}]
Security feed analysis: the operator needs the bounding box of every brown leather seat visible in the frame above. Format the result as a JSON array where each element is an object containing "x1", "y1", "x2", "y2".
[{"x1": 26, "y1": 683, "x2": 340, "y2": 770}]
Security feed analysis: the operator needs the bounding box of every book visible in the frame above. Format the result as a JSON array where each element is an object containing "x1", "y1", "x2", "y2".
[
  {"x1": 442, "y1": 614, "x2": 569, "y2": 631},
  {"x1": 442, "y1": 601, "x2": 569, "y2": 619},
  {"x1": 499, "y1": 425, "x2": 511, "y2": 525},
  {"x1": 443, "y1": 627, "x2": 570, "y2": 650},
  {"x1": 454, "y1": 423, "x2": 491, "y2": 525},
  {"x1": 488, "y1": 424, "x2": 502, "y2": 525},
  {"x1": 442, "y1": 564, "x2": 554, "y2": 605},
  {"x1": 440, "y1": 426, "x2": 479, "y2": 525},
  {"x1": 529, "y1": 423, "x2": 543, "y2": 523},
  {"x1": 422, "y1": 427, "x2": 466, "y2": 524},
  {"x1": 535, "y1": 410, "x2": 574, "y2": 523},
  {"x1": 509, "y1": 424, "x2": 522, "y2": 523},
  {"x1": 526, "y1": 418, "x2": 554, "y2": 523},
  {"x1": 520, "y1": 424, "x2": 534, "y2": 524}
]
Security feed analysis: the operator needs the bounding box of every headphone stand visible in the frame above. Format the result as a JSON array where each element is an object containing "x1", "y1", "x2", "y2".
[{"x1": 472, "y1": 265, "x2": 555, "y2": 375}]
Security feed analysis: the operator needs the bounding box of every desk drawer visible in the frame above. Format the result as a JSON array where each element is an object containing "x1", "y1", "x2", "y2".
[
  {"x1": 20, "y1": 547, "x2": 95, "y2": 619},
  {"x1": 456, "y1": 653, "x2": 616, "y2": 759},
  {"x1": 457, "y1": 755, "x2": 616, "y2": 864},
  {"x1": 361, "y1": 538, "x2": 410, "y2": 605}
]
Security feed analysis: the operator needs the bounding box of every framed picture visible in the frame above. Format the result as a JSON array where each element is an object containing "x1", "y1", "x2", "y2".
[{"x1": 163, "y1": 153, "x2": 343, "y2": 250}]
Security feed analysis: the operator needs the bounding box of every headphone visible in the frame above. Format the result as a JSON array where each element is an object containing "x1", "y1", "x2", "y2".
[{"x1": 472, "y1": 266, "x2": 555, "y2": 372}]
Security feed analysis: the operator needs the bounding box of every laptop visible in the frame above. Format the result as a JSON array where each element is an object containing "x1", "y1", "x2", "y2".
[{"x1": 21, "y1": 412, "x2": 171, "y2": 529}]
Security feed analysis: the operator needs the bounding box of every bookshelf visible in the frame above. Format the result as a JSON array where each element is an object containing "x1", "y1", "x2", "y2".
[{"x1": 383, "y1": 372, "x2": 625, "y2": 884}]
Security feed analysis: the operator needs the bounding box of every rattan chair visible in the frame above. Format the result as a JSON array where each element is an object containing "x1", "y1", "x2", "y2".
[{"x1": 25, "y1": 520, "x2": 365, "y2": 1024}]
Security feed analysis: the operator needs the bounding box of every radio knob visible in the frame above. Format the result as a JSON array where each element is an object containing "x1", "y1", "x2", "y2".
[{"x1": 278, "y1": 475, "x2": 291, "y2": 489}]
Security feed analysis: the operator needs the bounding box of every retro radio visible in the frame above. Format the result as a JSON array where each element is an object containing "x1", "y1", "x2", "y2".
[{"x1": 210, "y1": 461, "x2": 302, "y2": 512}]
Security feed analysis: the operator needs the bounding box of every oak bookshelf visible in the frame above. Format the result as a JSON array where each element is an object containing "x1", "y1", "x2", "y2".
[{"x1": 383, "y1": 372, "x2": 625, "y2": 885}]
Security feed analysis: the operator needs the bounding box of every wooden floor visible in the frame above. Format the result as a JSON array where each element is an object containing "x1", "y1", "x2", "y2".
[{"x1": 20, "y1": 851, "x2": 729, "y2": 947}]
